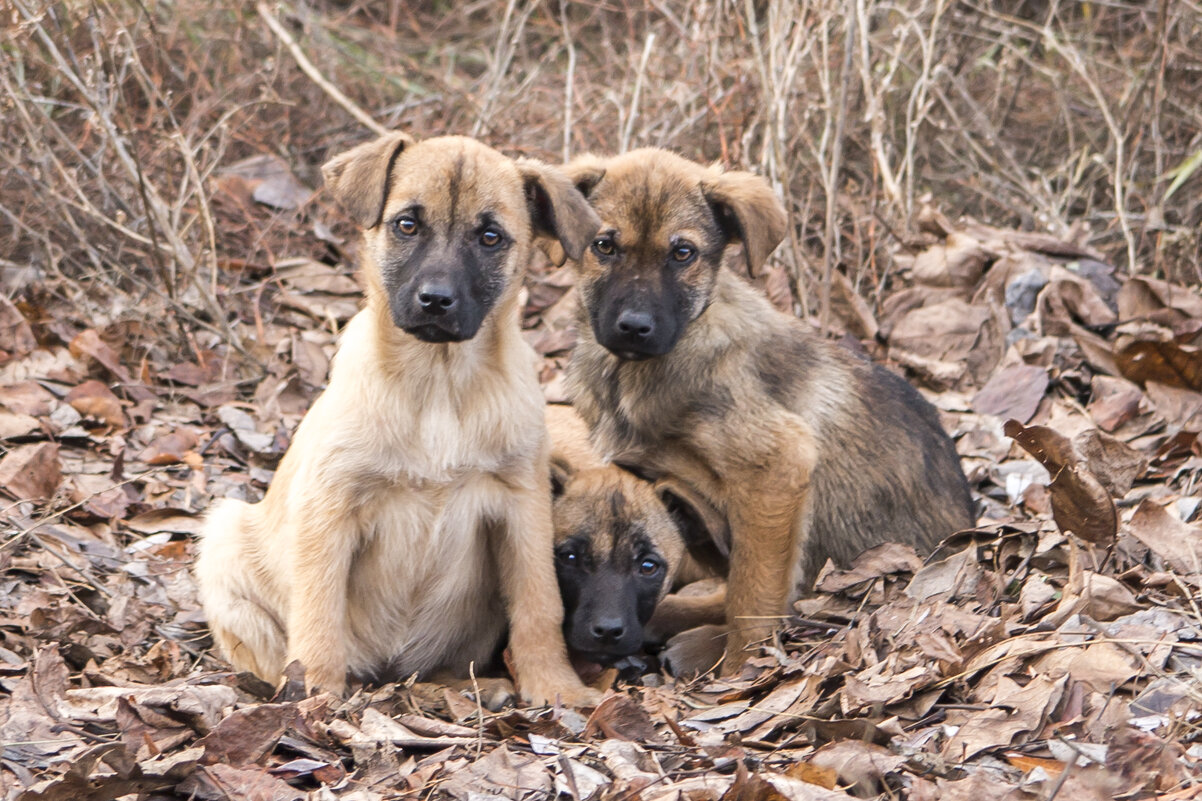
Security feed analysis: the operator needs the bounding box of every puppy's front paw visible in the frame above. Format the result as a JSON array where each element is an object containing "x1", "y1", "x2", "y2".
[
  {"x1": 454, "y1": 677, "x2": 516, "y2": 712},
  {"x1": 285, "y1": 656, "x2": 347, "y2": 697},
  {"x1": 661, "y1": 624, "x2": 728, "y2": 677},
  {"x1": 520, "y1": 678, "x2": 603, "y2": 708}
]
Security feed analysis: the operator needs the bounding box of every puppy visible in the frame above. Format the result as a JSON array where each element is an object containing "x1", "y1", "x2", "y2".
[
  {"x1": 561, "y1": 149, "x2": 975, "y2": 675},
  {"x1": 545, "y1": 404, "x2": 725, "y2": 664},
  {"x1": 195, "y1": 132, "x2": 602, "y2": 706}
]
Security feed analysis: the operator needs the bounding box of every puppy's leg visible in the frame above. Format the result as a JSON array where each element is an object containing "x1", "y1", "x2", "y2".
[
  {"x1": 646, "y1": 581, "x2": 727, "y2": 643},
  {"x1": 496, "y1": 469, "x2": 601, "y2": 707},
  {"x1": 284, "y1": 494, "x2": 359, "y2": 695},
  {"x1": 707, "y1": 414, "x2": 816, "y2": 675},
  {"x1": 196, "y1": 499, "x2": 287, "y2": 681}
]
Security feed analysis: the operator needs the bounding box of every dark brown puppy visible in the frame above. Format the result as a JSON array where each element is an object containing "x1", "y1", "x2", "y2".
[
  {"x1": 196, "y1": 132, "x2": 602, "y2": 706},
  {"x1": 545, "y1": 404, "x2": 725, "y2": 664},
  {"x1": 561, "y1": 149, "x2": 975, "y2": 675}
]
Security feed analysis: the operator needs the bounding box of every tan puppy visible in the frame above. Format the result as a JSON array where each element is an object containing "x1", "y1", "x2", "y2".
[
  {"x1": 546, "y1": 404, "x2": 725, "y2": 663},
  {"x1": 562, "y1": 149, "x2": 975, "y2": 675},
  {"x1": 195, "y1": 132, "x2": 601, "y2": 705}
]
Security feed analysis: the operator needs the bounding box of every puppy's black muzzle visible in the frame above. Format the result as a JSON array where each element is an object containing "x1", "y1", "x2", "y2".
[
  {"x1": 595, "y1": 304, "x2": 681, "y2": 360},
  {"x1": 416, "y1": 281, "x2": 457, "y2": 315},
  {"x1": 391, "y1": 272, "x2": 486, "y2": 343},
  {"x1": 590, "y1": 274, "x2": 685, "y2": 360},
  {"x1": 564, "y1": 570, "x2": 645, "y2": 662}
]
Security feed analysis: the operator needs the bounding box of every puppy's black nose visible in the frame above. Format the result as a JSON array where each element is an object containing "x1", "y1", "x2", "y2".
[
  {"x1": 417, "y1": 283, "x2": 457, "y2": 314},
  {"x1": 590, "y1": 617, "x2": 626, "y2": 643},
  {"x1": 615, "y1": 310, "x2": 654, "y2": 339}
]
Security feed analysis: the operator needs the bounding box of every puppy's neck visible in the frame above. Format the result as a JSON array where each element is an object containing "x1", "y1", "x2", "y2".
[{"x1": 686, "y1": 268, "x2": 791, "y2": 348}]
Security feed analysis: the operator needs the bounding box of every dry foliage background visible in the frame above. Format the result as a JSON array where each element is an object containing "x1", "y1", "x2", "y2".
[{"x1": 1, "y1": 1, "x2": 1201, "y2": 799}]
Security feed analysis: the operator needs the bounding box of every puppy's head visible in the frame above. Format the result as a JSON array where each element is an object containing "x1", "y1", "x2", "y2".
[
  {"x1": 561, "y1": 149, "x2": 787, "y2": 360},
  {"x1": 323, "y1": 132, "x2": 600, "y2": 343},
  {"x1": 546, "y1": 405, "x2": 724, "y2": 662}
]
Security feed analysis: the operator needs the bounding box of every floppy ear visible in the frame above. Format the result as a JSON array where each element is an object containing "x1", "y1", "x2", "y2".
[
  {"x1": 700, "y1": 170, "x2": 788, "y2": 276},
  {"x1": 549, "y1": 454, "x2": 574, "y2": 498},
  {"x1": 516, "y1": 159, "x2": 602, "y2": 266},
  {"x1": 656, "y1": 479, "x2": 730, "y2": 575},
  {"x1": 321, "y1": 131, "x2": 416, "y2": 228},
  {"x1": 560, "y1": 154, "x2": 607, "y2": 199}
]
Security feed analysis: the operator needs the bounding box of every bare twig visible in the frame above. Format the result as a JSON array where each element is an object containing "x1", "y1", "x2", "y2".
[
  {"x1": 620, "y1": 32, "x2": 656, "y2": 154},
  {"x1": 256, "y1": 2, "x2": 387, "y2": 136},
  {"x1": 559, "y1": 1, "x2": 577, "y2": 162}
]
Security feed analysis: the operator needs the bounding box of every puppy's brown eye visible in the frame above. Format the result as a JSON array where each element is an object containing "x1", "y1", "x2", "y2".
[
  {"x1": 480, "y1": 229, "x2": 503, "y2": 248},
  {"x1": 671, "y1": 244, "x2": 696, "y2": 264},
  {"x1": 394, "y1": 216, "x2": 419, "y2": 237},
  {"x1": 638, "y1": 558, "x2": 661, "y2": 577},
  {"x1": 592, "y1": 237, "x2": 616, "y2": 257}
]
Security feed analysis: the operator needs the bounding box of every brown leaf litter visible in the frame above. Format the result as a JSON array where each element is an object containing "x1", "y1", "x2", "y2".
[{"x1": 3, "y1": 209, "x2": 1201, "y2": 799}]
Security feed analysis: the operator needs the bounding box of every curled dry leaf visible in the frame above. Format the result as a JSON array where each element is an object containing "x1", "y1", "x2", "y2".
[
  {"x1": 1071, "y1": 428, "x2": 1146, "y2": 498},
  {"x1": 1125, "y1": 499, "x2": 1202, "y2": 576},
  {"x1": 1086, "y1": 375, "x2": 1144, "y2": 432},
  {"x1": 1117, "y1": 275, "x2": 1202, "y2": 325},
  {"x1": 806, "y1": 741, "x2": 906, "y2": 796},
  {"x1": 179, "y1": 762, "x2": 305, "y2": 801},
  {"x1": 69, "y1": 328, "x2": 131, "y2": 382},
  {"x1": 970, "y1": 364, "x2": 1048, "y2": 423},
  {"x1": 910, "y1": 230, "x2": 992, "y2": 289},
  {"x1": 1115, "y1": 339, "x2": 1202, "y2": 391},
  {"x1": 584, "y1": 692, "x2": 658, "y2": 742},
  {"x1": 216, "y1": 404, "x2": 274, "y2": 454},
  {"x1": 1035, "y1": 270, "x2": 1117, "y2": 336},
  {"x1": 1143, "y1": 381, "x2": 1202, "y2": 429},
  {"x1": 0, "y1": 440, "x2": 62, "y2": 500},
  {"x1": 139, "y1": 429, "x2": 201, "y2": 465},
  {"x1": 1004, "y1": 419, "x2": 1117, "y2": 544},
  {"x1": 196, "y1": 702, "x2": 297, "y2": 767},
  {"x1": 65, "y1": 379, "x2": 126, "y2": 428},
  {"x1": 0, "y1": 295, "x2": 36, "y2": 361},
  {"x1": 814, "y1": 542, "x2": 924, "y2": 593},
  {"x1": 944, "y1": 674, "x2": 1067, "y2": 760}
]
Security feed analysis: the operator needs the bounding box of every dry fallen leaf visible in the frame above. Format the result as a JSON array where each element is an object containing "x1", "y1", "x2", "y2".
[
  {"x1": 0, "y1": 295, "x2": 36, "y2": 361},
  {"x1": 584, "y1": 693, "x2": 659, "y2": 742},
  {"x1": 971, "y1": 364, "x2": 1048, "y2": 422},
  {"x1": 0, "y1": 440, "x2": 62, "y2": 500},
  {"x1": 65, "y1": 379, "x2": 126, "y2": 428},
  {"x1": 1004, "y1": 419, "x2": 1117, "y2": 543},
  {"x1": 69, "y1": 328, "x2": 131, "y2": 382},
  {"x1": 944, "y1": 674, "x2": 1067, "y2": 759},
  {"x1": 807, "y1": 741, "x2": 906, "y2": 796},
  {"x1": 1125, "y1": 499, "x2": 1202, "y2": 576},
  {"x1": 196, "y1": 702, "x2": 297, "y2": 767},
  {"x1": 1086, "y1": 374, "x2": 1144, "y2": 431},
  {"x1": 1116, "y1": 339, "x2": 1202, "y2": 392}
]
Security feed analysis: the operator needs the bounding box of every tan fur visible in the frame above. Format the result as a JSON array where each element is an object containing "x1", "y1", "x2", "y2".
[
  {"x1": 562, "y1": 149, "x2": 975, "y2": 675},
  {"x1": 195, "y1": 133, "x2": 601, "y2": 706}
]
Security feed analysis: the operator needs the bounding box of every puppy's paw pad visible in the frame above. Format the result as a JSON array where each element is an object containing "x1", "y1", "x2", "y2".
[{"x1": 459, "y1": 677, "x2": 516, "y2": 712}]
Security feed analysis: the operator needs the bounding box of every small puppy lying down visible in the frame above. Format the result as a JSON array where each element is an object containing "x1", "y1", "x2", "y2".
[
  {"x1": 545, "y1": 404, "x2": 725, "y2": 666},
  {"x1": 195, "y1": 132, "x2": 601, "y2": 706}
]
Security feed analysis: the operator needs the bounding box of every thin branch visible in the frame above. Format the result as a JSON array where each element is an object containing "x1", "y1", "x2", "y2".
[{"x1": 256, "y1": 2, "x2": 388, "y2": 137}]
